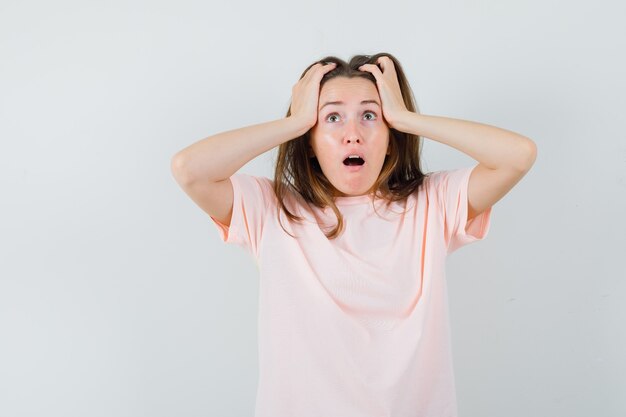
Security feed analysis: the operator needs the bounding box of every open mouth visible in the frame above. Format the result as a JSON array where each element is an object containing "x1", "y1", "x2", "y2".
[{"x1": 343, "y1": 156, "x2": 365, "y2": 166}]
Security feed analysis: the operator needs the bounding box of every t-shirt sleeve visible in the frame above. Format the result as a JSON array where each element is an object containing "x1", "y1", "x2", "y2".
[
  {"x1": 430, "y1": 164, "x2": 493, "y2": 255},
  {"x1": 208, "y1": 172, "x2": 274, "y2": 258}
]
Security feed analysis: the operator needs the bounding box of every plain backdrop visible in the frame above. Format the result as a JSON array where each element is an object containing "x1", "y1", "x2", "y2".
[{"x1": 1, "y1": 0, "x2": 625, "y2": 416}]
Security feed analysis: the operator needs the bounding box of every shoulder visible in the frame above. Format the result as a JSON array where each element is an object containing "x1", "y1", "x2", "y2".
[
  {"x1": 232, "y1": 172, "x2": 274, "y2": 187},
  {"x1": 232, "y1": 172, "x2": 275, "y2": 194},
  {"x1": 229, "y1": 173, "x2": 278, "y2": 209},
  {"x1": 422, "y1": 167, "x2": 473, "y2": 190}
]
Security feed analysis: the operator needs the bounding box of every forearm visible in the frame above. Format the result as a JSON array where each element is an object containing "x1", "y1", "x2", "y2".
[
  {"x1": 171, "y1": 116, "x2": 308, "y2": 183},
  {"x1": 393, "y1": 111, "x2": 537, "y2": 171}
]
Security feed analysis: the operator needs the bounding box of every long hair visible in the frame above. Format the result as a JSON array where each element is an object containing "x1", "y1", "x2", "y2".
[{"x1": 272, "y1": 52, "x2": 426, "y2": 240}]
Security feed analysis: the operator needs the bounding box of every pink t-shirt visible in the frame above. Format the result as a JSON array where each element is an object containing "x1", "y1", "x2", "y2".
[{"x1": 209, "y1": 164, "x2": 492, "y2": 417}]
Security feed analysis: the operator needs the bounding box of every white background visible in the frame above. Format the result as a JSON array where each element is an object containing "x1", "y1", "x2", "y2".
[{"x1": 1, "y1": 0, "x2": 625, "y2": 416}]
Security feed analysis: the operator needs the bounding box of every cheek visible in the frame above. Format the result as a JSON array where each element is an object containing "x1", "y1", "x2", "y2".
[
  {"x1": 313, "y1": 131, "x2": 337, "y2": 146},
  {"x1": 310, "y1": 136, "x2": 333, "y2": 158},
  {"x1": 314, "y1": 123, "x2": 334, "y2": 137}
]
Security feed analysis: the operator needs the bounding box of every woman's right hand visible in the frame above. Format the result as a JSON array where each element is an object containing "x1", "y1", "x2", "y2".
[{"x1": 289, "y1": 62, "x2": 337, "y2": 130}]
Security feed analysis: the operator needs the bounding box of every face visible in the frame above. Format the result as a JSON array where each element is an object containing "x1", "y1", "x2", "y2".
[{"x1": 309, "y1": 76, "x2": 391, "y2": 197}]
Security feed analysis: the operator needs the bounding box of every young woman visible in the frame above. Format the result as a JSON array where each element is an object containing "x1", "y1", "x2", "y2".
[{"x1": 171, "y1": 53, "x2": 537, "y2": 417}]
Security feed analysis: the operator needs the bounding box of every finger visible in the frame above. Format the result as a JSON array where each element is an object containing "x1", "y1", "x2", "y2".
[
  {"x1": 303, "y1": 63, "x2": 335, "y2": 88},
  {"x1": 321, "y1": 62, "x2": 337, "y2": 73},
  {"x1": 358, "y1": 63, "x2": 384, "y2": 80},
  {"x1": 306, "y1": 62, "x2": 335, "y2": 81},
  {"x1": 377, "y1": 57, "x2": 397, "y2": 77},
  {"x1": 303, "y1": 63, "x2": 322, "y2": 80},
  {"x1": 377, "y1": 56, "x2": 393, "y2": 69}
]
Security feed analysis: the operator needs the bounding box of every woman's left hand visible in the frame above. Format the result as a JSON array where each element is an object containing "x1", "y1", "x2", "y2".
[{"x1": 358, "y1": 56, "x2": 410, "y2": 129}]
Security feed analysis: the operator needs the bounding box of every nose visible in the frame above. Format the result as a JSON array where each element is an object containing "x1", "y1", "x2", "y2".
[{"x1": 342, "y1": 118, "x2": 362, "y2": 144}]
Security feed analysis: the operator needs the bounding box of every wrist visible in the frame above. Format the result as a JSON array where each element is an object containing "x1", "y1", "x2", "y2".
[
  {"x1": 287, "y1": 115, "x2": 314, "y2": 136},
  {"x1": 389, "y1": 110, "x2": 417, "y2": 133}
]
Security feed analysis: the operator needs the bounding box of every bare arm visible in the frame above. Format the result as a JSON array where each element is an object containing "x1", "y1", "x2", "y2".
[
  {"x1": 392, "y1": 112, "x2": 536, "y2": 172},
  {"x1": 169, "y1": 62, "x2": 336, "y2": 226},
  {"x1": 171, "y1": 62, "x2": 337, "y2": 182},
  {"x1": 170, "y1": 116, "x2": 308, "y2": 183},
  {"x1": 393, "y1": 111, "x2": 537, "y2": 221}
]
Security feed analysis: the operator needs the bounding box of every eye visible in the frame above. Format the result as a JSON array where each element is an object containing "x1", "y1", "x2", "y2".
[
  {"x1": 326, "y1": 113, "x2": 340, "y2": 123},
  {"x1": 325, "y1": 111, "x2": 377, "y2": 123},
  {"x1": 364, "y1": 111, "x2": 377, "y2": 120}
]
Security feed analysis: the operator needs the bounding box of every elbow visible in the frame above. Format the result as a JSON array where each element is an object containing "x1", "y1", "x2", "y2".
[
  {"x1": 526, "y1": 139, "x2": 538, "y2": 164},
  {"x1": 170, "y1": 153, "x2": 193, "y2": 184},
  {"x1": 519, "y1": 139, "x2": 538, "y2": 171}
]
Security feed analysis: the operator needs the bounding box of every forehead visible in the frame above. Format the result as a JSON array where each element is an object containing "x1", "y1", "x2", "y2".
[{"x1": 319, "y1": 77, "x2": 379, "y2": 102}]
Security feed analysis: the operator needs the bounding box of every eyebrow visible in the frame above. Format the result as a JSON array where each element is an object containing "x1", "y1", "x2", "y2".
[{"x1": 319, "y1": 100, "x2": 380, "y2": 111}]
